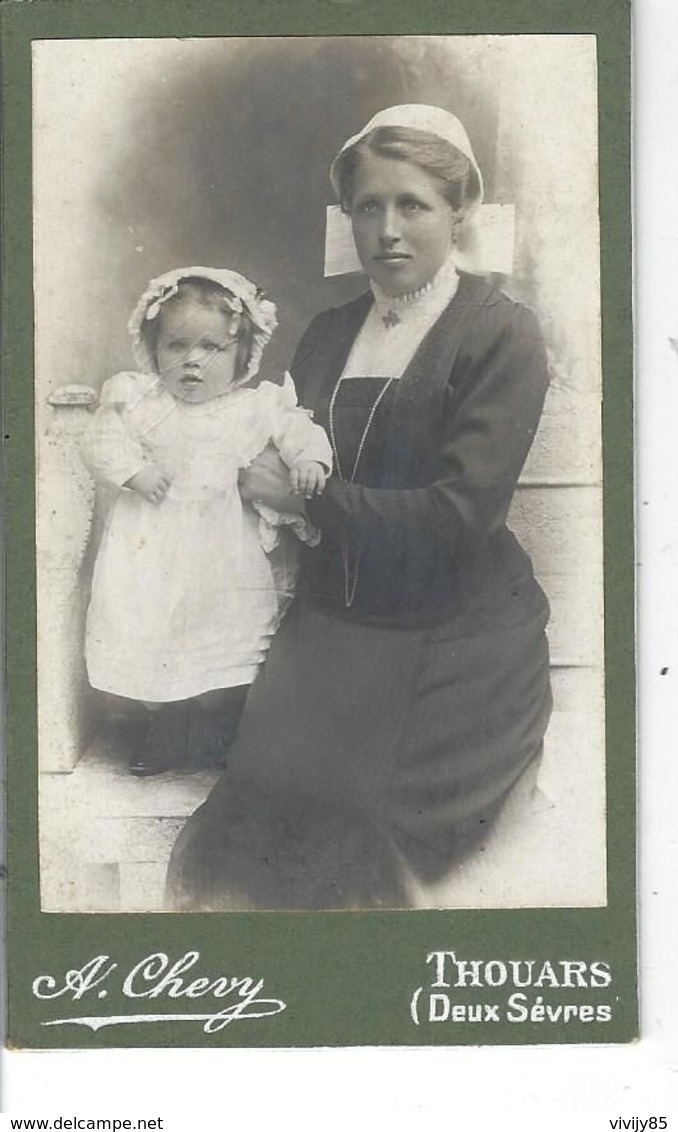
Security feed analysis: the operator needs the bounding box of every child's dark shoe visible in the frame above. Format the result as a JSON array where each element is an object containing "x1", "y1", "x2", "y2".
[
  {"x1": 120, "y1": 713, "x2": 170, "y2": 777},
  {"x1": 129, "y1": 754, "x2": 163, "y2": 777},
  {"x1": 106, "y1": 716, "x2": 154, "y2": 776}
]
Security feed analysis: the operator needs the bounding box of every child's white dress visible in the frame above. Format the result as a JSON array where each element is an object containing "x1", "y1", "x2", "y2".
[{"x1": 81, "y1": 371, "x2": 332, "y2": 702}]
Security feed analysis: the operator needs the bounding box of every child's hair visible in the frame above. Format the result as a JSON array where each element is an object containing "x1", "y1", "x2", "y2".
[{"x1": 141, "y1": 277, "x2": 256, "y2": 385}]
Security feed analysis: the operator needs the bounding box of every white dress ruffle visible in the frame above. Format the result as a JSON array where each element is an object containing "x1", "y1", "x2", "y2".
[{"x1": 81, "y1": 372, "x2": 331, "y2": 702}]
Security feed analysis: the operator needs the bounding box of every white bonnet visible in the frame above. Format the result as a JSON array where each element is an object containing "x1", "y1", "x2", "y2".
[
  {"x1": 329, "y1": 103, "x2": 484, "y2": 209},
  {"x1": 127, "y1": 266, "x2": 278, "y2": 382}
]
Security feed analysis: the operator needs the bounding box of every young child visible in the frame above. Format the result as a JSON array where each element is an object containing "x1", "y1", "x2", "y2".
[{"x1": 81, "y1": 266, "x2": 331, "y2": 775}]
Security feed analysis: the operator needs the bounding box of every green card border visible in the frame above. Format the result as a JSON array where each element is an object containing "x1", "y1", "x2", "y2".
[{"x1": 1, "y1": 0, "x2": 635, "y2": 1049}]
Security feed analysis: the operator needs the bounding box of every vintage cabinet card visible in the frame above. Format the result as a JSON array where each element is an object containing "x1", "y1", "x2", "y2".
[{"x1": 2, "y1": 0, "x2": 635, "y2": 1049}]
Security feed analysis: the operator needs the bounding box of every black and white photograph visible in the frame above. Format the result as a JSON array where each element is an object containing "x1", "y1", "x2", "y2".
[
  {"x1": 10, "y1": 0, "x2": 678, "y2": 1118},
  {"x1": 34, "y1": 34, "x2": 605, "y2": 915}
]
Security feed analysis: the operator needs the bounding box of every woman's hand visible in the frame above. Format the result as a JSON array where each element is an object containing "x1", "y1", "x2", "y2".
[{"x1": 239, "y1": 445, "x2": 306, "y2": 514}]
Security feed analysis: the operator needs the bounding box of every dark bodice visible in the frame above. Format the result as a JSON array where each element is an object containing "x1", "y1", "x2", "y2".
[
  {"x1": 294, "y1": 275, "x2": 551, "y2": 625},
  {"x1": 300, "y1": 377, "x2": 401, "y2": 617},
  {"x1": 327, "y1": 377, "x2": 395, "y2": 487}
]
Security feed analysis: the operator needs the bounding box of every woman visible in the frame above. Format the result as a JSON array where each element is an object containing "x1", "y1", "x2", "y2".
[{"x1": 167, "y1": 104, "x2": 552, "y2": 910}]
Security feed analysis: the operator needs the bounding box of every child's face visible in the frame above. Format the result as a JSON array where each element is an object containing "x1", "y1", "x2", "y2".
[{"x1": 155, "y1": 302, "x2": 239, "y2": 402}]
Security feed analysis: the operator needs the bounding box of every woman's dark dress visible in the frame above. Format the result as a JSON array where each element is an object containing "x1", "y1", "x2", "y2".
[{"x1": 166, "y1": 273, "x2": 553, "y2": 910}]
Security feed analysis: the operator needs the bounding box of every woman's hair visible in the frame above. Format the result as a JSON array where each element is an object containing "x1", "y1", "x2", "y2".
[
  {"x1": 334, "y1": 125, "x2": 479, "y2": 215},
  {"x1": 142, "y1": 277, "x2": 255, "y2": 383}
]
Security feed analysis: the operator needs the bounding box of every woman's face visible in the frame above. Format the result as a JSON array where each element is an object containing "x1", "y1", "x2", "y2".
[{"x1": 349, "y1": 150, "x2": 457, "y2": 297}]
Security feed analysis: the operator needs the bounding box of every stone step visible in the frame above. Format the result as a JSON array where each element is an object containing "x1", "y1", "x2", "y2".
[
  {"x1": 40, "y1": 741, "x2": 219, "y2": 912},
  {"x1": 39, "y1": 702, "x2": 606, "y2": 913}
]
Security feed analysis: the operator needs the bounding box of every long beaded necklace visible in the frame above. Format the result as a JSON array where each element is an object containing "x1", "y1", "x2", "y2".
[{"x1": 327, "y1": 374, "x2": 397, "y2": 607}]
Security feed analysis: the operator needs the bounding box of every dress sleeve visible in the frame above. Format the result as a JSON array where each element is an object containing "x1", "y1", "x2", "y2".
[
  {"x1": 80, "y1": 372, "x2": 149, "y2": 489},
  {"x1": 287, "y1": 312, "x2": 331, "y2": 407},
  {"x1": 264, "y1": 373, "x2": 334, "y2": 470},
  {"x1": 307, "y1": 303, "x2": 549, "y2": 556}
]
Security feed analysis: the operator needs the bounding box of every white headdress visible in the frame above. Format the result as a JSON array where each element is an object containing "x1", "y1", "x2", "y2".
[
  {"x1": 324, "y1": 104, "x2": 517, "y2": 278},
  {"x1": 127, "y1": 266, "x2": 278, "y2": 382},
  {"x1": 329, "y1": 103, "x2": 484, "y2": 209}
]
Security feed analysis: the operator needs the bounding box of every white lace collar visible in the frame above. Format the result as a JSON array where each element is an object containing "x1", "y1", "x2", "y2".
[
  {"x1": 340, "y1": 256, "x2": 461, "y2": 380},
  {"x1": 370, "y1": 255, "x2": 460, "y2": 325}
]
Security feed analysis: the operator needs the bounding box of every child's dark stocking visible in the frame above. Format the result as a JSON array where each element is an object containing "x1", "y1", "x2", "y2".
[
  {"x1": 135, "y1": 701, "x2": 190, "y2": 776},
  {"x1": 188, "y1": 686, "x2": 249, "y2": 768},
  {"x1": 100, "y1": 695, "x2": 148, "y2": 771}
]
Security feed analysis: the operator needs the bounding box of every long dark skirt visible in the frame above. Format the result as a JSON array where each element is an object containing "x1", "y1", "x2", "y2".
[{"x1": 166, "y1": 585, "x2": 552, "y2": 911}]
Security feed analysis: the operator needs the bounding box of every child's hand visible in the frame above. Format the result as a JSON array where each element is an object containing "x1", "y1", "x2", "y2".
[
  {"x1": 289, "y1": 461, "x2": 328, "y2": 500},
  {"x1": 125, "y1": 466, "x2": 173, "y2": 504}
]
